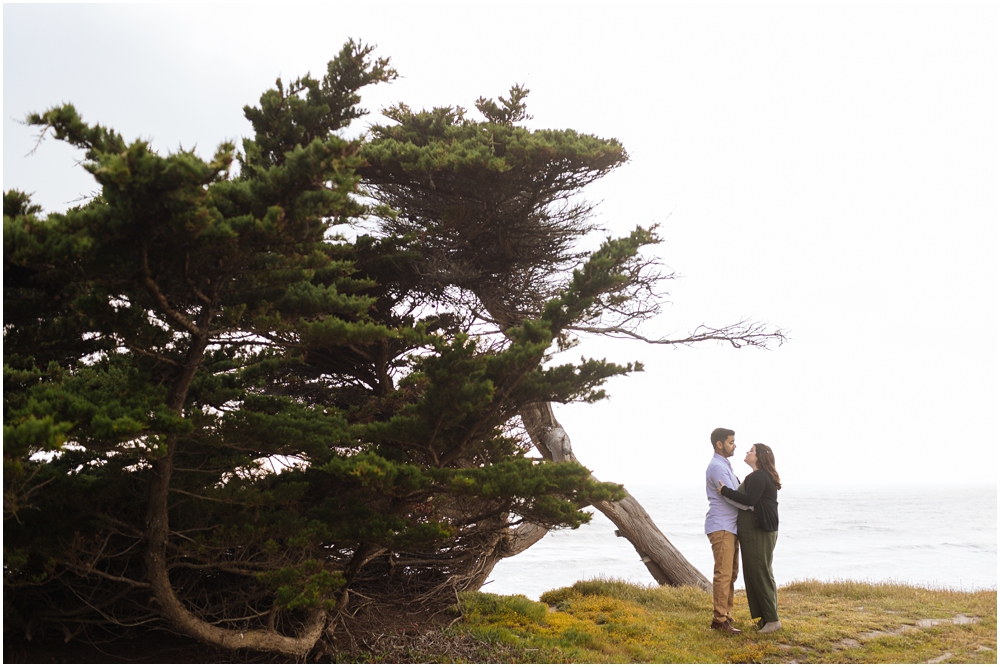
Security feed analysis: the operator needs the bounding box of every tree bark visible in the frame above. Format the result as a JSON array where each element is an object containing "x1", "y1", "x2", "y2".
[
  {"x1": 457, "y1": 522, "x2": 548, "y2": 592},
  {"x1": 142, "y1": 313, "x2": 329, "y2": 658},
  {"x1": 519, "y1": 401, "x2": 710, "y2": 590},
  {"x1": 500, "y1": 523, "x2": 551, "y2": 559},
  {"x1": 471, "y1": 287, "x2": 711, "y2": 591}
]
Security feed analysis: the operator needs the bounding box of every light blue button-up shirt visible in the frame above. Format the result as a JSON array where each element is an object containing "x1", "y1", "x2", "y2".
[{"x1": 705, "y1": 453, "x2": 750, "y2": 535}]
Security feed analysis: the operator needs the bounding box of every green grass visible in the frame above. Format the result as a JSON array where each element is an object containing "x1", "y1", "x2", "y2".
[{"x1": 446, "y1": 579, "x2": 996, "y2": 663}]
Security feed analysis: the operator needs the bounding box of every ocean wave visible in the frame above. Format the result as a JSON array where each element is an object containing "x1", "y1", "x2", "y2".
[{"x1": 485, "y1": 485, "x2": 997, "y2": 599}]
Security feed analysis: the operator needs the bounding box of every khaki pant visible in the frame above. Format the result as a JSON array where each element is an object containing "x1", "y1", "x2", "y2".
[{"x1": 708, "y1": 530, "x2": 740, "y2": 624}]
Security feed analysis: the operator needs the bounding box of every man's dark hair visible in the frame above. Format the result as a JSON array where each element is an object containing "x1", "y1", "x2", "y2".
[{"x1": 710, "y1": 427, "x2": 735, "y2": 449}]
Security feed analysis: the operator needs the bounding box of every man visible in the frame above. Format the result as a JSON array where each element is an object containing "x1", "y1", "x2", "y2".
[{"x1": 705, "y1": 427, "x2": 750, "y2": 634}]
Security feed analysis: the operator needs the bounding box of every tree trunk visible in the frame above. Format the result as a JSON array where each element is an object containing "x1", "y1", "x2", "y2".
[
  {"x1": 460, "y1": 523, "x2": 550, "y2": 592},
  {"x1": 519, "y1": 401, "x2": 710, "y2": 590},
  {"x1": 472, "y1": 289, "x2": 711, "y2": 591},
  {"x1": 143, "y1": 319, "x2": 329, "y2": 658}
]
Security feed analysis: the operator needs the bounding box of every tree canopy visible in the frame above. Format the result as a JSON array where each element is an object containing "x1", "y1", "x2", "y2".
[{"x1": 2, "y1": 42, "x2": 666, "y2": 657}]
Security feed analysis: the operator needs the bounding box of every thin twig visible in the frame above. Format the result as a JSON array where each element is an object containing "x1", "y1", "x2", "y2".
[{"x1": 140, "y1": 242, "x2": 199, "y2": 335}]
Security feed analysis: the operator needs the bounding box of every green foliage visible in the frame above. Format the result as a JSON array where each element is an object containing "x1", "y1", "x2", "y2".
[
  {"x1": 3, "y1": 41, "x2": 653, "y2": 644},
  {"x1": 360, "y1": 86, "x2": 634, "y2": 323},
  {"x1": 475, "y1": 84, "x2": 532, "y2": 125},
  {"x1": 462, "y1": 591, "x2": 549, "y2": 625},
  {"x1": 241, "y1": 39, "x2": 397, "y2": 170},
  {"x1": 258, "y1": 560, "x2": 347, "y2": 611}
]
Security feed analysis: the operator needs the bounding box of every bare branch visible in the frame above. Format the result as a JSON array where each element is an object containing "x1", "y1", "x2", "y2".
[
  {"x1": 140, "y1": 241, "x2": 199, "y2": 335},
  {"x1": 168, "y1": 561, "x2": 262, "y2": 578},
  {"x1": 25, "y1": 122, "x2": 53, "y2": 157},
  {"x1": 183, "y1": 252, "x2": 214, "y2": 307},
  {"x1": 169, "y1": 487, "x2": 246, "y2": 505},
  {"x1": 54, "y1": 560, "x2": 151, "y2": 589},
  {"x1": 124, "y1": 342, "x2": 182, "y2": 367},
  {"x1": 568, "y1": 319, "x2": 788, "y2": 349}
]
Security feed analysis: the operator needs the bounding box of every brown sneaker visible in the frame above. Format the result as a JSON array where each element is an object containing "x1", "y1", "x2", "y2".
[{"x1": 710, "y1": 620, "x2": 743, "y2": 634}]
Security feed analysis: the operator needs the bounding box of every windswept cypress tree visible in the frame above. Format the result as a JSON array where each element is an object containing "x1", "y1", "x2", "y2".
[
  {"x1": 3, "y1": 43, "x2": 658, "y2": 657},
  {"x1": 360, "y1": 87, "x2": 785, "y2": 589}
]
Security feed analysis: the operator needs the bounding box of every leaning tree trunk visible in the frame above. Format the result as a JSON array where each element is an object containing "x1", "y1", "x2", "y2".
[
  {"x1": 463, "y1": 402, "x2": 711, "y2": 592},
  {"x1": 141, "y1": 300, "x2": 329, "y2": 659},
  {"x1": 472, "y1": 290, "x2": 711, "y2": 591},
  {"x1": 463, "y1": 523, "x2": 551, "y2": 591},
  {"x1": 520, "y1": 401, "x2": 710, "y2": 590}
]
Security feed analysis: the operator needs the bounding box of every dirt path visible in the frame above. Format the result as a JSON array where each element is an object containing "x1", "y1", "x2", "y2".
[{"x1": 776, "y1": 613, "x2": 986, "y2": 664}]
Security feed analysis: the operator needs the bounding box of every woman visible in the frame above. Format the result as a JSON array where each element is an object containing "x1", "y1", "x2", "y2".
[{"x1": 716, "y1": 443, "x2": 782, "y2": 633}]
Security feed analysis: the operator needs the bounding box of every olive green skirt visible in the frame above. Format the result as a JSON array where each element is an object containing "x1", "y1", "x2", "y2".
[{"x1": 737, "y1": 507, "x2": 779, "y2": 623}]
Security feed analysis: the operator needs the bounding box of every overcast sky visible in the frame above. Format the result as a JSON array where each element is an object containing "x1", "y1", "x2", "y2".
[{"x1": 4, "y1": 2, "x2": 996, "y2": 491}]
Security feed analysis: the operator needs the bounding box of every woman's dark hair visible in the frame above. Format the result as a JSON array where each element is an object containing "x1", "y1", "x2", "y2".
[{"x1": 754, "y1": 443, "x2": 782, "y2": 490}]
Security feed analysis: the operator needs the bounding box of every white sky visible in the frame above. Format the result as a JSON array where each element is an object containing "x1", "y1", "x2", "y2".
[{"x1": 3, "y1": 2, "x2": 997, "y2": 490}]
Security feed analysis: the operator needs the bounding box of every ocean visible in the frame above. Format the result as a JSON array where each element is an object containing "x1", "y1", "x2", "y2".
[{"x1": 481, "y1": 484, "x2": 997, "y2": 601}]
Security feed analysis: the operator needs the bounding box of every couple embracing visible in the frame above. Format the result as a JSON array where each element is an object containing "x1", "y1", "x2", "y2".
[{"x1": 705, "y1": 427, "x2": 782, "y2": 634}]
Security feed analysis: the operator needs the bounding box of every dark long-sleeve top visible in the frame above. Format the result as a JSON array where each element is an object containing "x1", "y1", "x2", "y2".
[{"x1": 720, "y1": 469, "x2": 779, "y2": 532}]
